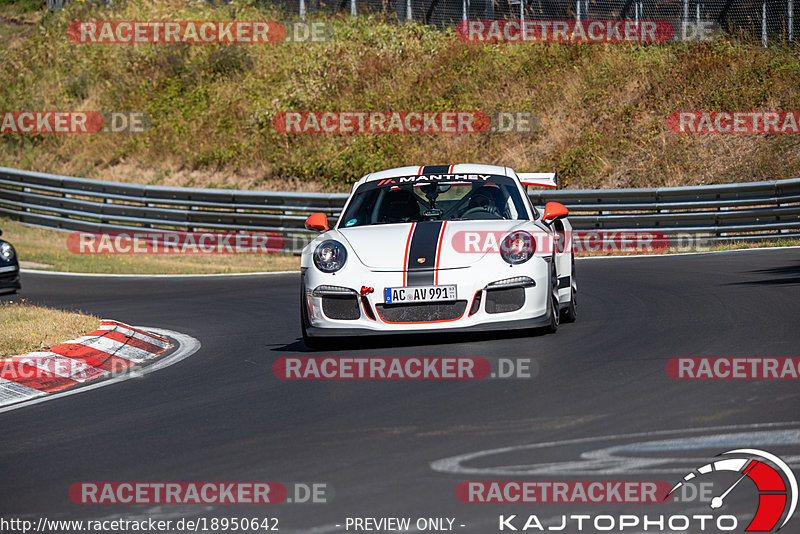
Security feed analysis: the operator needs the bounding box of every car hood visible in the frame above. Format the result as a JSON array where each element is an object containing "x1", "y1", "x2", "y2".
[{"x1": 336, "y1": 220, "x2": 534, "y2": 270}]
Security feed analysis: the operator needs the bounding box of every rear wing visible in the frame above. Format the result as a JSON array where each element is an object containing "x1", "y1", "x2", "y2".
[{"x1": 517, "y1": 172, "x2": 557, "y2": 189}]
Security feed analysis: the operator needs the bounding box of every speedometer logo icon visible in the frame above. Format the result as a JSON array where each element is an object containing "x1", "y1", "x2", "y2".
[{"x1": 666, "y1": 449, "x2": 797, "y2": 531}]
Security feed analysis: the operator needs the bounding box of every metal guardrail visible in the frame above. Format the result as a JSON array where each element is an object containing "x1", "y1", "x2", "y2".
[
  {"x1": 1, "y1": 166, "x2": 799, "y2": 253},
  {"x1": 529, "y1": 179, "x2": 800, "y2": 239}
]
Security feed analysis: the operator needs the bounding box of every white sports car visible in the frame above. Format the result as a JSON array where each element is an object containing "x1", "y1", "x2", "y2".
[{"x1": 299, "y1": 164, "x2": 576, "y2": 347}]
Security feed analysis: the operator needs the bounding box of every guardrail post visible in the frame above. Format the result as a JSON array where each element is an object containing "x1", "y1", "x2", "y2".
[
  {"x1": 189, "y1": 204, "x2": 198, "y2": 233},
  {"x1": 682, "y1": 0, "x2": 689, "y2": 40},
  {"x1": 718, "y1": 204, "x2": 728, "y2": 237}
]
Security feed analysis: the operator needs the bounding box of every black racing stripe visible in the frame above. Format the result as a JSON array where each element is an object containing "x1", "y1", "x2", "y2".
[
  {"x1": 406, "y1": 221, "x2": 443, "y2": 286},
  {"x1": 422, "y1": 165, "x2": 450, "y2": 174}
]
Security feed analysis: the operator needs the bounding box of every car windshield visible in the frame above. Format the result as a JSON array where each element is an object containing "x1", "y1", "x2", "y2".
[{"x1": 338, "y1": 175, "x2": 529, "y2": 228}]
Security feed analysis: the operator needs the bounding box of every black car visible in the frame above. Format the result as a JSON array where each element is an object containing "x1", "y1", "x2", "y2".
[{"x1": 0, "y1": 229, "x2": 20, "y2": 294}]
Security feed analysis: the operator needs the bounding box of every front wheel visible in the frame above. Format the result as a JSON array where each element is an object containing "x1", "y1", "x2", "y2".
[
  {"x1": 561, "y1": 256, "x2": 577, "y2": 323},
  {"x1": 545, "y1": 261, "x2": 560, "y2": 334}
]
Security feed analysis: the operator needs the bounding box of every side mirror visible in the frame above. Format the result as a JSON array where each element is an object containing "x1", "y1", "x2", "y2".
[
  {"x1": 305, "y1": 212, "x2": 330, "y2": 232},
  {"x1": 542, "y1": 202, "x2": 569, "y2": 223}
]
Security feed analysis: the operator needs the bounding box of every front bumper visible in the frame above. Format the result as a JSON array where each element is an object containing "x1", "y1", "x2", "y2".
[
  {"x1": 302, "y1": 256, "x2": 553, "y2": 337},
  {"x1": 304, "y1": 310, "x2": 552, "y2": 337}
]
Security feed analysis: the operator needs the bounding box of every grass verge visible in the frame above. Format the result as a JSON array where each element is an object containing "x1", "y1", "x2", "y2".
[
  {"x1": 3, "y1": 217, "x2": 799, "y2": 276},
  {"x1": 1, "y1": 218, "x2": 301, "y2": 274},
  {"x1": 576, "y1": 237, "x2": 800, "y2": 257},
  {"x1": 0, "y1": 298, "x2": 99, "y2": 357}
]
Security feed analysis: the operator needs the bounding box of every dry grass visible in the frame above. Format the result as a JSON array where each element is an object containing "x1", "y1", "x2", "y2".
[
  {"x1": 0, "y1": 299, "x2": 99, "y2": 357},
  {"x1": 0, "y1": 1, "x2": 798, "y2": 190},
  {"x1": 1, "y1": 217, "x2": 301, "y2": 274},
  {"x1": 668, "y1": 237, "x2": 800, "y2": 254}
]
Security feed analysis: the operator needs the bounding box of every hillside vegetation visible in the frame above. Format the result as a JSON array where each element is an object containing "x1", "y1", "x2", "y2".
[{"x1": 1, "y1": 0, "x2": 799, "y2": 192}]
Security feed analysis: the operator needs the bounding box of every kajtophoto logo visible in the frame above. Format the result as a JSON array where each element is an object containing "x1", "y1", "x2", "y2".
[{"x1": 666, "y1": 449, "x2": 797, "y2": 532}]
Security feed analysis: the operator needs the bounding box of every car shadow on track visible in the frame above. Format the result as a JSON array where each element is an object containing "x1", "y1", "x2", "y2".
[
  {"x1": 728, "y1": 262, "x2": 800, "y2": 286},
  {"x1": 270, "y1": 327, "x2": 555, "y2": 353}
]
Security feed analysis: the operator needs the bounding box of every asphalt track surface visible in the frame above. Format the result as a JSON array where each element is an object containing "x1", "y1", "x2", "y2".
[{"x1": 1, "y1": 248, "x2": 799, "y2": 531}]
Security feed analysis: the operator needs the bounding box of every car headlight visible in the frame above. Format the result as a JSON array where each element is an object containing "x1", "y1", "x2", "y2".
[
  {"x1": 313, "y1": 240, "x2": 347, "y2": 273},
  {"x1": 500, "y1": 231, "x2": 534, "y2": 265},
  {"x1": 0, "y1": 241, "x2": 15, "y2": 262}
]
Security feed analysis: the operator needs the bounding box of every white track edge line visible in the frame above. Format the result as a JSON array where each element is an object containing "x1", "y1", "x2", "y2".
[{"x1": 0, "y1": 327, "x2": 201, "y2": 414}]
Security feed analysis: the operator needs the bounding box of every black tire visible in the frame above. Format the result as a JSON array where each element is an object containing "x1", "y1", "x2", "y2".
[
  {"x1": 545, "y1": 261, "x2": 560, "y2": 334},
  {"x1": 561, "y1": 256, "x2": 577, "y2": 323}
]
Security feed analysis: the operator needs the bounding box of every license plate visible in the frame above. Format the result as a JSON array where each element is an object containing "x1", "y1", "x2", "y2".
[{"x1": 383, "y1": 285, "x2": 457, "y2": 304}]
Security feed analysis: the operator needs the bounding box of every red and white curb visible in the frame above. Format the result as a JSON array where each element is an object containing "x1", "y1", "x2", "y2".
[{"x1": 0, "y1": 320, "x2": 200, "y2": 411}]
